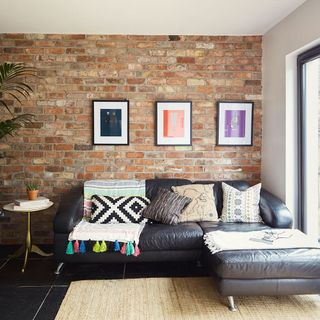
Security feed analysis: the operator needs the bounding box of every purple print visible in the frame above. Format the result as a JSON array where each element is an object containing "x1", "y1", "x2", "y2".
[{"x1": 224, "y1": 110, "x2": 246, "y2": 137}]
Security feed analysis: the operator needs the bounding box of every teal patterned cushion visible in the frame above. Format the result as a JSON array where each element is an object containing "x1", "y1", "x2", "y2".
[{"x1": 220, "y1": 183, "x2": 262, "y2": 223}]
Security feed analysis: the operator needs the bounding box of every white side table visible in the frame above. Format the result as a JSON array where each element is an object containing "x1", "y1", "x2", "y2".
[{"x1": 3, "y1": 201, "x2": 54, "y2": 272}]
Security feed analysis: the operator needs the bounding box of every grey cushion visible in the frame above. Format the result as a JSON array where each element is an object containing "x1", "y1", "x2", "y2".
[{"x1": 142, "y1": 188, "x2": 191, "y2": 225}]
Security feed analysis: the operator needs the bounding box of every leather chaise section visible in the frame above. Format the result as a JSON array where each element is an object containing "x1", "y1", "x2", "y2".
[
  {"x1": 204, "y1": 247, "x2": 320, "y2": 279},
  {"x1": 215, "y1": 278, "x2": 320, "y2": 296}
]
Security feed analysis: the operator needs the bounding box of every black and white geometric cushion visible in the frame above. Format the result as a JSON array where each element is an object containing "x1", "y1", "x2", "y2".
[{"x1": 89, "y1": 195, "x2": 150, "y2": 224}]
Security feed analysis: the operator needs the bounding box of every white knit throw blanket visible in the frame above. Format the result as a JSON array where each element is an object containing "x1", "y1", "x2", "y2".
[
  {"x1": 204, "y1": 229, "x2": 319, "y2": 254},
  {"x1": 68, "y1": 220, "x2": 145, "y2": 244}
]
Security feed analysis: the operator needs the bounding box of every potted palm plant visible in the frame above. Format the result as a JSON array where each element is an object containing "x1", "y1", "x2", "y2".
[{"x1": 0, "y1": 62, "x2": 37, "y2": 140}]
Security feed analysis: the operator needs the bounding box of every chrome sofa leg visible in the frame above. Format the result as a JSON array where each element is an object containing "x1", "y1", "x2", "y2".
[
  {"x1": 227, "y1": 296, "x2": 237, "y2": 311},
  {"x1": 55, "y1": 262, "x2": 64, "y2": 275}
]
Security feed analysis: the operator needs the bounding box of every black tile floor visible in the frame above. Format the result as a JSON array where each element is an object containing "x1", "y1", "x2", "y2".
[{"x1": 0, "y1": 245, "x2": 207, "y2": 320}]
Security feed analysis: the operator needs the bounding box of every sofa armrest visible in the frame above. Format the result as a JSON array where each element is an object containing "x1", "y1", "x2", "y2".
[
  {"x1": 259, "y1": 189, "x2": 293, "y2": 228},
  {"x1": 53, "y1": 187, "x2": 84, "y2": 233}
]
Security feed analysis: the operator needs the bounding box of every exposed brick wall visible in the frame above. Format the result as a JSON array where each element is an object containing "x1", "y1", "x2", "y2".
[{"x1": 0, "y1": 34, "x2": 262, "y2": 244}]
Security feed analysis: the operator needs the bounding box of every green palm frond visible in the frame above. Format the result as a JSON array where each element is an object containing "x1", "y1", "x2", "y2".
[
  {"x1": 0, "y1": 114, "x2": 34, "y2": 140},
  {"x1": 0, "y1": 62, "x2": 37, "y2": 115},
  {"x1": 0, "y1": 62, "x2": 38, "y2": 141}
]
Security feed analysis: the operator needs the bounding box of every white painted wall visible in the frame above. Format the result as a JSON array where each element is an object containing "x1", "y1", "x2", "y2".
[{"x1": 262, "y1": 0, "x2": 320, "y2": 226}]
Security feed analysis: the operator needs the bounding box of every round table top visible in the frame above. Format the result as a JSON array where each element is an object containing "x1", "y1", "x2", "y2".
[{"x1": 3, "y1": 201, "x2": 54, "y2": 213}]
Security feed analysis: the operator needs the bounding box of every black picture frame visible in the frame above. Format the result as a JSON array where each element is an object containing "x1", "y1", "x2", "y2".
[
  {"x1": 92, "y1": 100, "x2": 129, "y2": 145},
  {"x1": 216, "y1": 100, "x2": 254, "y2": 146},
  {"x1": 155, "y1": 101, "x2": 192, "y2": 146}
]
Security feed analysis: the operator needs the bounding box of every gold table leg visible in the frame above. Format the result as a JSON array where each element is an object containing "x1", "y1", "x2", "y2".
[
  {"x1": 22, "y1": 211, "x2": 31, "y2": 273},
  {"x1": 31, "y1": 245, "x2": 53, "y2": 257},
  {"x1": 9, "y1": 211, "x2": 53, "y2": 273}
]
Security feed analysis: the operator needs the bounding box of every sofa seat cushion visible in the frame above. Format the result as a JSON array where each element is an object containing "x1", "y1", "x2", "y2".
[
  {"x1": 139, "y1": 222, "x2": 203, "y2": 251},
  {"x1": 204, "y1": 247, "x2": 320, "y2": 279},
  {"x1": 198, "y1": 221, "x2": 269, "y2": 234}
]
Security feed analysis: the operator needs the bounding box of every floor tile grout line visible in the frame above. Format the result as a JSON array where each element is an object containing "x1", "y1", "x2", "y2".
[
  {"x1": 52, "y1": 284, "x2": 69, "y2": 288},
  {"x1": 19, "y1": 285, "x2": 53, "y2": 288},
  {"x1": 32, "y1": 284, "x2": 53, "y2": 320},
  {"x1": 31, "y1": 268, "x2": 59, "y2": 320},
  {"x1": 0, "y1": 258, "x2": 9, "y2": 271}
]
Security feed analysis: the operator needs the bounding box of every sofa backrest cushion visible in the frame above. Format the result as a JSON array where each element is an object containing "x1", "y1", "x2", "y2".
[{"x1": 146, "y1": 179, "x2": 192, "y2": 201}]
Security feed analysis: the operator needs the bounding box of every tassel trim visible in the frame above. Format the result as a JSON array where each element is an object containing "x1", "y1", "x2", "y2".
[
  {"x1": 93, "y1": 241, "x2": 100, "y2": 253},
  {"x1": 114, "y1": 240, "x2": 120, "y2": 252},
  {"x1": 133, "y1": 244, "x2": 141, "y2": 257},
  {"x1": 79, "y1": 240, "x2": 86, "y2": 253},
  {"x1": 120, "y1": 243, "x2": 126, "y2": 255},
  {"x1": 73, "y1": 240, "x2": 79, "y2": 253},
  {"x1": 66, "y1": 240, "x2": 141, "y2": 257},
  {"x1": 66, "y1": 241, "x2": 74, "y2": 255}
]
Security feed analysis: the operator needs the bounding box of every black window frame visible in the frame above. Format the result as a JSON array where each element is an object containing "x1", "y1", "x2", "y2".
[{"x1": 297, "y1": 44, "x2": 320, "y2": 232}]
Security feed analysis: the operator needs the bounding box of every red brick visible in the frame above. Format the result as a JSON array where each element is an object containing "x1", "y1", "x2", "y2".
[
  {"x1": 90, "y1": 152, "x2": 105, "y2": 159},
  {"x1": 46, "y1": 166, "x2": 64, "y2": 172},
  {"x1": 26, "y1": 165, "x2": 44, "y2": 173},
  {"x1": 24, "y1": 151, "x2": 44, "y2": 158},
  {"x1": 86, "y1": 165, "x2": 105, "y2": 172},
  {"x1": 127, "y1": 78, "x2": 145, "y2": 85},
  {"x1": 54, "y1": 144, "x2": 73, "y2": 151},
  {"x1": 45, "y1": 137, "x2": 65, "y2": 143},
  {"x1": 45, "y1": 48, "x2": 65, "y2": 54},
  {"x1": 177, "y1": 57, "x2": 195, "y2": 63},
  {"x1": 126, "y1": 152, "x2": 144, "y2": 158},
  {"x1": 126, "y1": 165, "x2": 143, "y2": 172},
  {"x1": 2, "y1": 166, "x2": 23, "y2": 173},
  {"x1": 77, "y1": 172, "x2": 94, "y2": 180}
]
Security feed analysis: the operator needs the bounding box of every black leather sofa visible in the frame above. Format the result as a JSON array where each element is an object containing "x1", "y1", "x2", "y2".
[{"x1": 53, "y1": 179, "x2": 320, "y2": 310}]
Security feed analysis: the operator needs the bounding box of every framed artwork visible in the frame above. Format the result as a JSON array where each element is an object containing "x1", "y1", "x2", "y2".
[
  {"x1": 156, "y1": 101, "x2": 192, "y2": 146},
  {"x1": 216, "y1": 101, "x2": 254, "y2": 146},
  {"x1": 92, "y1": 100, "x2": 129, "y2": 145}
]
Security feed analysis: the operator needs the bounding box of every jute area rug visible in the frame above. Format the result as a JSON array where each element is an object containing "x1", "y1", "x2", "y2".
[{"x1": 56, "y1": 277, "x2": 320, "y2": 320}]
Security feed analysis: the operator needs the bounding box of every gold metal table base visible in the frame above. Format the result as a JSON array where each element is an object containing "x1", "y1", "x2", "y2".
[
  {"x1": 9, "y1": 211, "x2": 53, "y2": 272},
  {"x1": 10, "y1": 244, "x2": 53, "y2": 272}
]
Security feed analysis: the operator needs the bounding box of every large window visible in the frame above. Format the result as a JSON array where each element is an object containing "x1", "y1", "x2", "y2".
[{"x1": 297, "y1": 45, "x2": 320, "y2": 241}]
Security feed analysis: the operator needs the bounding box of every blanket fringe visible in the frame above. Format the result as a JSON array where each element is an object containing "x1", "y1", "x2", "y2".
[
  {"x1": 66, "y1": 239, "x2": 141, "y2": 256},
  {"x1": 79, "y1": 240, "x2": 86, "y2": 253},
  {"x1": 93, "y1": 241, "x2": 100, "y2": 253},
  {"x1": 114, "y1": 240, "x2": 120, "y2": 252},
  {"x1": 126, "y1": 241, "x2": 134, "y2": 256},
  {"x1": 120, "y1": 243, "x2": 126, "y2": 255},
  {"x1": 133, "y1": 243, "x2": 141, "y2": 257},
  {"x1": 66, "y1": 241, "x2": 74, "y2": 255},
  {"x1": 73, "y1": 240, "x2": 79, "y2": 253},
  {"x1": 100, "y1": 240, "x2": 107, "y2": 253}
]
